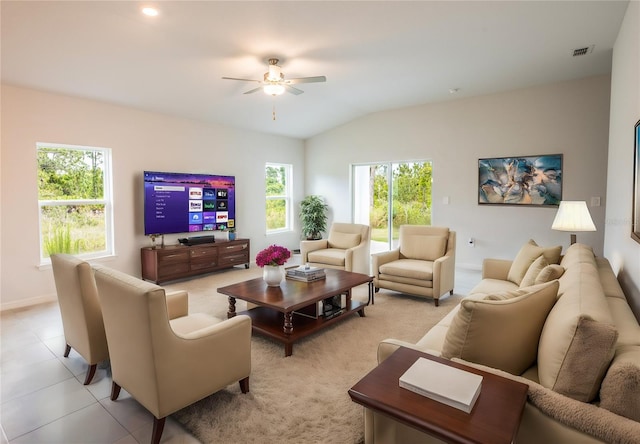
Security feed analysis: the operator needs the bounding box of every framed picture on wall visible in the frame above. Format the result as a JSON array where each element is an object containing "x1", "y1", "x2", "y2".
[
  {"x1": 632, "y1": 119, "x2": 640, "y2": 244},
  {"x1": 478, "y1": 154, "x2": 563, "y2": 206}
]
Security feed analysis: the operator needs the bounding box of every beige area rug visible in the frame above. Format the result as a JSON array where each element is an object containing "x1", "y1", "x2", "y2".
[{"x1": 165, "y1": 266, "x2": 462, "y2": 444}]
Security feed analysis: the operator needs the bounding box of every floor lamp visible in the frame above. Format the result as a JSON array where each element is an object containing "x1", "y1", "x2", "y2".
[{"x1": 551, "y1": 201, "x2": 596, "y2": 244}]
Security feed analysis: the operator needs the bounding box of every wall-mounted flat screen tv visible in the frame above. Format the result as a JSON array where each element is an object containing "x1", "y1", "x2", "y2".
[{"x1": 143, "y1": 171, "x2": 235, "y2": 235}]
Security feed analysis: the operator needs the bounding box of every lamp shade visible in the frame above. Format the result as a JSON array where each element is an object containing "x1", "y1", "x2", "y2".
[{"x1": 551, "y1": 201, "x2": 596, "y2": 232}]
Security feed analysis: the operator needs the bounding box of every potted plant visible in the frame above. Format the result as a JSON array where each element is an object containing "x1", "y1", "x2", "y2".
[{"x1": 300, "y1": 195, "x2": 328, "y2": 240}]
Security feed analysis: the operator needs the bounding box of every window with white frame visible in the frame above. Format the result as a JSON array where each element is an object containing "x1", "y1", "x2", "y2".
[
  {"x1": 37, "y1": 143, "x2": 114, "y2": 262},
  {"x1": 265, "y1": 163, "x2": 292, "y2": 233}
]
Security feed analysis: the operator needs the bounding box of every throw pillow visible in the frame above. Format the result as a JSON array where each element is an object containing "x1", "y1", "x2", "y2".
[
  {"x1": 520, "y1": 255, "x2": 549, "y2": 288},
  {"x1": 441, "y1": 280, "x2": 559, "y2": 375},
  {"x1": 550, "y1": 316, "x2": 618, "y2": 402},
  {"x1": 483, "y1": 281, "x2": 555, "y2": 301},
  {"x1": 328, "y1": 232, "x2": 361, "y2": 250},
  {"x1": 531, "y1": 239, "x2": 562, "y2": 265},
  {"x1": 534, "y1": 264, "x2": 565, "y2": 285},
  {"x1": 599, "y1": 348, "x2": 640, "y2": 422},
  {"x1": 507, "y1": 240, "x2": 562, "y2": 285}
]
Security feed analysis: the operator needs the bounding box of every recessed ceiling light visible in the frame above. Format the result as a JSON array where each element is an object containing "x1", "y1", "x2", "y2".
[{"x1": 142, "y1": 7, "x2": 159, "y2": 17}]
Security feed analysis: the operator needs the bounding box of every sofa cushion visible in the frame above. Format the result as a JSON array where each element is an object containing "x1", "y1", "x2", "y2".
[
  {"x1": 441, "y1": 280, "x2": 559, "y2": 375},
  {"x1": 535, "y1": 264, "x2": 565, "y2": 285},
  {"x1": 379, "y1": 259, "x2": 433, "y2": 281},
  {"x1": 328, "y1": 232, "x2": 361, "y2": 250},
  {"x1": 307, "y1": 248, "x2": 345, "y2": 266},
  {"x1": 468, "y1": 278, "x2": 518, "y2": 297},
  {"x1": 507, "y1": 240, "x2": 561, "y2": 285},
  {"x1": 520, "y1": 255, "x2": 549, "y2": 288},
  {"x1": 599, "y1": 346, "x2": 640, "y2": 422},
  {"x1": 399, "y1": 234, "x2": 447, "y2": 262},
  {"x1": 559, "y1": 242, "x2": 597, "y2": 269}
]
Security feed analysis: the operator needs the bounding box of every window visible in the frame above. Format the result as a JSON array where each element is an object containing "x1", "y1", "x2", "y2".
[
  {"x1": 265, "y1": 163, "x2": 292, "y2": 233},
  {"x1": 353, "y1": 161, "x2": 432, "y2": 253},
  {"x1": 37, "y1": 143, "x2": 113, "y2": 263}
]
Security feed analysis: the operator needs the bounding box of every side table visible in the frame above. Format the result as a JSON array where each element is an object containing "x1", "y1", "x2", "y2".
[{"x1": 348, "y1": 347, "x2": 528, "y2": 444}]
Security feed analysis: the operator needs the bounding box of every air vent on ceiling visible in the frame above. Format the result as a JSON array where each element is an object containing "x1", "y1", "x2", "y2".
[{"x1": 572, "y1": 45, "x2": 595, "y2": 57}]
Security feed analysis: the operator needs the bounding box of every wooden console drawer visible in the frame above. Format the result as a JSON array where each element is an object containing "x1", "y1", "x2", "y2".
[
  {"x1": 158, "y1": 262, "x2": 190, "y2": 276},
  {"x1": 218, "y1": 242, "x2": 249, "y2": 254},
  {"x1": 219, "y1": 251, "x2": 249, "y2": 266},
  {"x1": 189, "y1": 245, "x2": 218, "y2": 260},
  {"x1": 157, "y1": 249, "x2": 189, "y2": 264}
]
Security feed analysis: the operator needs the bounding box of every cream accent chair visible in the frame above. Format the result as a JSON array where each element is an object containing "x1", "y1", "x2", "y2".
[
  {"x1": 51, "y1": 254, "x2": 109, "y2": 385},
  {"x1": 93, "y1": 266, "x2": 252, "y2": 444},
  {"x1": 300, "y1": 223, "x2": 371, "y2": 275},
  {"x1": 372, "y1": 225, "x2": 456, "y2": 307}
]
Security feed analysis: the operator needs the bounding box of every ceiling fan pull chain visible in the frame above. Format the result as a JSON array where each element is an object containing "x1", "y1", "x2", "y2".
[{"x1": 272, "y1": 103, "x2": 277, "y2": 121}]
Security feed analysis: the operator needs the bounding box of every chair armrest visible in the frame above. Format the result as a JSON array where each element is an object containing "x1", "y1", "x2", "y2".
[
  {"x1": 371, "y1": 249, "x2": 400, "y2": 278},
  {"x1": 344, "y1": 241, "x2": 371, "y2": 275},
  {"x1": 175, "y1": 314, "x2": 250, "y2": 341},
  {"x1": 433, "y1": 254, "x2": 455, "y2": 298},
  {"x1": 482, "y1": 258, "x2": 512, "y2": 280},
  {"x1": 165, "y1": 290, "x2": 189, "y2": 320},
  {"x1": 300, "y1": 239, "x2": 329, "y2": 263},
  {"x1": 378, "y1": 339, "x2": 441, "y2": 364},
  {"x1": 156, "y1": 315, "x2": 252, "y2": 416}
]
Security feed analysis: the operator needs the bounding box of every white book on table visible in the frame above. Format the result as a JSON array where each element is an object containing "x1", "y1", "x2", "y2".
[{"x1": 399, "y1": 357, "x2": 483, "y2": 413}]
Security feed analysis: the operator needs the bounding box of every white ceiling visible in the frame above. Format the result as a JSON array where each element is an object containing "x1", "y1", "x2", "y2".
[{"x1": 1, "y1": 1, "x2": 629, "y2": 139}]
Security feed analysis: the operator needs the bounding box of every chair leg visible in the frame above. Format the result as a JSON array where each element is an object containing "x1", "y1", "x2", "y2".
[
  {"x1": 450, "y1": 289, "x2": 454, "y2": 295},
  {"x1": 151, "y1": 417, "x2": 166, "y2": 444},
  {"x1": 434, "y1": 298, "x2": 439, "y2": 307},
  {"x1": 110, "y1": 382, "x2": 121, "y2": 401},
  {"x1": 239, "y1": 376, "x2": 250, "y2": 393},
  {"x1": 64, "y1": 344, "x2": 71, "y2": 357},
  {"x1": 83, "y1": 364, "x2": 97, "y2": 385}
]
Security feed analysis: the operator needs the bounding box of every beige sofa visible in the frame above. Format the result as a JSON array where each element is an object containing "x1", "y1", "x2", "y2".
[{"x1": 367, "y1": 242, "x2": 640, "y2": 444}]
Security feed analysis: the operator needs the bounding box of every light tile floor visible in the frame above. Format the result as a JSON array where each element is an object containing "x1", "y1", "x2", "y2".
[{"x1": 0, "y1": 266, "x2": 481, "y2": 444}]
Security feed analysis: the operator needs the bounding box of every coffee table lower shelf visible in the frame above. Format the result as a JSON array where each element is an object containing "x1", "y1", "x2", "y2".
[{"x1": 241, "y1": 300, "x2": 366, "y2": 356}]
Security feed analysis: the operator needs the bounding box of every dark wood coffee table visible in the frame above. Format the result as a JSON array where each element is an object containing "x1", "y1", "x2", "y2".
[
  {"x1": 349, "y1": 347, "x2": 528, "y2": 444},
  {"x1": 218, "y1": 268, "x2": 373, "y2": 356}
]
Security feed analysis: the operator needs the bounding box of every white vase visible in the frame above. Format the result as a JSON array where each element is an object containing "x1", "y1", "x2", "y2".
[{"x1": 263, "y1": 265, "x2": 284, "y2": 287}]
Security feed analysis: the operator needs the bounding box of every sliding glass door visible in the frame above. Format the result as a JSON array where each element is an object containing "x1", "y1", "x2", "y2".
[{"x1": 353, "y1": 161, "x2": 432, "y2": 253}]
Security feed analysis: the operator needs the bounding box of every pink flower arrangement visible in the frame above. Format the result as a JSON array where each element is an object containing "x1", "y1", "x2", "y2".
[{"x1": 255, "y1": 244, "x2": 291, "y2": 267}]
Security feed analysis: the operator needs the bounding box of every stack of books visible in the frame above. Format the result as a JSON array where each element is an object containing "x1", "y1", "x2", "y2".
[
  {"x1": 399, "y1": 357, "x2": 483, "y2": 413},
  {"x1": 286, "y1": 265, "x2": 326, "y2": 282}
]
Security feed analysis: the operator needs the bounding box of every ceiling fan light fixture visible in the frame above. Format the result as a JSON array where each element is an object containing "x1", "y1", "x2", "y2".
[
  {"x1": 267, "y1": 64, "x2": 283, "y2": 82},
  {"x1": 264, "y1": 84, "x2": 285, "y2": 96}
]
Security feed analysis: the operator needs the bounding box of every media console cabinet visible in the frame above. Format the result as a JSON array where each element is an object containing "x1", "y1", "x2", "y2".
[{"x1": 141, "y1": 238, "x2": 250, "y2": 284}]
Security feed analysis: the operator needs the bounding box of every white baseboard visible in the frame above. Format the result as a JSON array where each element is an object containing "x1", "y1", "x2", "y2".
[{"x1": 1, "y1": 293, "x2": 57, "y2": 312}]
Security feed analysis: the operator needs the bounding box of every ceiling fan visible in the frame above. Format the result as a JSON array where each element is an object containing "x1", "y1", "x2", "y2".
[{"x1": 222, "y1": 58, "x2": 326, "y2": 96}]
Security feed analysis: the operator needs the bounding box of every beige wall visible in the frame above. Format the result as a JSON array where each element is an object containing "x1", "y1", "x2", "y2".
[
  {"x1": 0, "y1": 85, "x2": 304, "y2": 310},
  {"x1": 305, "y1": 75, "x2": 611, "y2": 270},
  {"x1": 605, "y1": 0, "x2": 640, "y2": 318}
]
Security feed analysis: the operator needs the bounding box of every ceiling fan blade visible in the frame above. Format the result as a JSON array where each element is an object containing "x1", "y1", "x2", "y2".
[
  {"x1": 286, "y1": 76, "x2": 326, "y2": 84},
  {"x1": 243, "y1": 87, "x2": 263, "y2": 95},
  {"x1": 284, "y1": 84, "x2": 304, "y2": 95},
  {"x1": 222, "y1": 77, "x2": 261, "y2": 83}
]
